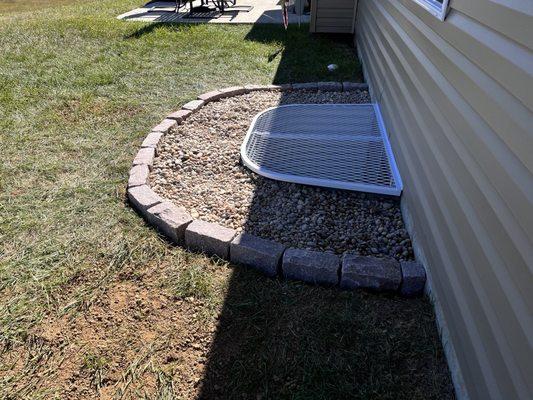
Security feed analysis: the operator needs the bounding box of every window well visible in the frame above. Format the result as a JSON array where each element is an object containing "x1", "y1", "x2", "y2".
[{"x1": 241, "y1": 103, "x2": 403, "y2": 196}]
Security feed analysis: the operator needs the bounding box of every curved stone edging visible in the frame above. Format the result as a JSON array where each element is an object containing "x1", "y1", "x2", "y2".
[{"x1": 127, "y1": 82, "x2": 426, "y2": 297}]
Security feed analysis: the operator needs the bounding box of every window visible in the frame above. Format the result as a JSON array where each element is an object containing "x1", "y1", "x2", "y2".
[{"x1": 413, "y1": 0, "x2": 450, "y2": 21}]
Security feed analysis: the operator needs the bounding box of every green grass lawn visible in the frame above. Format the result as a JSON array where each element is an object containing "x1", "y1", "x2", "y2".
[
  {"x1": 0, "y1": 1, "x2": 453, "y2": 398},
  {"x1": 0, "y1": 0, "x2": 82, "y2": 13}
]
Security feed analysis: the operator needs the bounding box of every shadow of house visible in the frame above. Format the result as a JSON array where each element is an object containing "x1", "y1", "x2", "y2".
[
  {"x1": 243, "y1": 24, "x2": 361, "y2": 83},
  {"x1": 196, "y1": 264, "x2": 454, "y2": 399},
  {"x1": 122, "y1": 21, "x2": 361, "y2": 82},
  {"x1": 188, "y1": 89, "x2": 451, "y2": 399}
]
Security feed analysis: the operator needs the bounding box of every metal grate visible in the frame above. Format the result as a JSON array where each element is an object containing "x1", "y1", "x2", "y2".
[{"x1": 241, "y1": 104, "x2": 403, "y2": 196}]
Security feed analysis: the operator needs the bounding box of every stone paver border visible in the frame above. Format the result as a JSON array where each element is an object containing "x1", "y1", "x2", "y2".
[{"x1": 127, "y1": 82, "x2": 426, "y2": 297}]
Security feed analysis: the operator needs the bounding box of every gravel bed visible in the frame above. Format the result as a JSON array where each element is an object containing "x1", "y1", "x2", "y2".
[{"x1": 151, "y1": 90, "x2": 414, "y2": 260}]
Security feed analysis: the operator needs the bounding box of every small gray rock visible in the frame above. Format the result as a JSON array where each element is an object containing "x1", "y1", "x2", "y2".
[
  {"x1": 340, "y1": 254, "x2": 401, "y2": 291},
  {"x1": 400, "y1": 261, "x2": 426, "y2": 297},
  {"x1": 185, "y1": 220, "x2": 236, "y2": 259},
  {"x1": 145, "y1": 201, "x2": 192, "y2": 244},
  {"x1": 282, "y1": 248, "x2": 340, "y2": 286},
  {"x1": 230, "y1": 233, "x2": 285, "y2": 277}
]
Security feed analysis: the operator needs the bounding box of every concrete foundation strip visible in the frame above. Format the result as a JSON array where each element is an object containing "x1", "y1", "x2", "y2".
[{"x1": 127, "y1": 82, "x2": 426, "y2": 297}]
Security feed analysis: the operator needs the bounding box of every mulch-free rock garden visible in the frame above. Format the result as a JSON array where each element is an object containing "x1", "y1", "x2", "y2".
[
  {"x1": 152, "y1": 89, "x2": 414, "y2": 259},
  {"x1": 128, "y1": 84, "x2": 426, "y2": 296}
]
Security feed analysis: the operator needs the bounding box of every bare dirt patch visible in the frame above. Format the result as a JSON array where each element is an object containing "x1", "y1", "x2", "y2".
[
  {"x1": 1, "y1": 254, "x2": 227, "y2": 399},
  {"x1": 0, "y1": 250, "x2": 454, "y2": 400}
]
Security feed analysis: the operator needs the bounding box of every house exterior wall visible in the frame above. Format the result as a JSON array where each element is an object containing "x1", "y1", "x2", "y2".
[
  {"x1": 355, "y1": 1, "x2": 533, "y2": 399},
  {"x1": 310, "y1": 0, "x2": 358, "y2": 33}
]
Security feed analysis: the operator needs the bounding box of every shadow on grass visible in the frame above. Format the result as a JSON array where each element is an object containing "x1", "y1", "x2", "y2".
[
  {"x1": 124, "y1": 22, "x2": 362, "y2": 83},
  {"x1": 192, "y1": 91, "x2": 453, "y2": 400},
  {"x1": 124, "y1": 21, "x2": 169, "y2": 39},
  {"x1": 244, "y1": 24, "x2": 361, "y2": 83},
  {"x1": 195, "y1": 267, "x2": 454, "y2": 399}
]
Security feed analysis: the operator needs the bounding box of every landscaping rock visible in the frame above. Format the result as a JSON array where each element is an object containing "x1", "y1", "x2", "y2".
[
  {"x1": 141, "y1": 131, "x2": 163, "y2": 149},
  {"x1": 292, "y1": 82, "x2": 318, "y2": 90},
  {"x1": 318, "y1": 81, "x2": 342, "y2": 91},
  {"x1": 152, "y1": 118, "x2": 177, "y2": 133},
  {"x1": 182, "y1": 99, "x2": 205, "y2": 112},
  {"x1": 128, "y1": 185, "x2": 163, "y2": 213},
  {"x1": 400, "y1": 261, "x2": 426, "y2": 297},
  {"x1": 132, "y1": 147, "x2": 155, "y2": 168},
  {"x1": 282, "y1": 248, "x2": 340, "y2": 286},
  {"x1": 128, "y1": 164, "x2": 150, "y2": 188},
  {"x1": 146, "y1": 201, "x2": 192, "y2": 244},
  {"x1": 230, "y1": 233, "x2": 285, "y2": 277},
  {"x1": 185, "y1": 220, "x2": 236, "y2": 259},
  {"x1": 340, "y1": 254, "x2": 401, "y2": 291},
  {"x1": 151, "y1": 90, "x2": 413, "y2": 260},
  {"x1": 167, "y1": 109, "x2": 192, "y2": 122},
  {"x1": 342, "y1": 82, "x2": 369, "y2": 92}
]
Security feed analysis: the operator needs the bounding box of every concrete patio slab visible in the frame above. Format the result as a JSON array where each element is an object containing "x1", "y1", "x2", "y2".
[{"x1": 117, "y1": 0, "x2": 310, "y2": 24}]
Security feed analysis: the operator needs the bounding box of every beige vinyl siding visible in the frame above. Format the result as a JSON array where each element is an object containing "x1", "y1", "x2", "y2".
[
  {"x1": 355, "y1": 1, "x2": 533, "y2": 399},
  {"x1": 310, "y1": 0, "x2": 357, "y2": 33}
]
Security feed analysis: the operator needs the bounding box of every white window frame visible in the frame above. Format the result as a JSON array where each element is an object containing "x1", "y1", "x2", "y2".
[{"x1": 412, "y1": 0, "x2": 450, "y2": 21}]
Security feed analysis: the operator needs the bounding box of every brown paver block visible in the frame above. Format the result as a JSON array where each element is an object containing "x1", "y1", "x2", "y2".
[
  {"x1": 218, "y1": 86, "x2": 249, "y2": 97},
  {"x1": 146, "y1": 201, "x2": 193, "y2": 244},
  {"x1": 198, "y1": 90, "x2": 223, "y2": 102},
  {"x1": 132, "y1": 147, "x2": 155, "y2": 168},
  {"x1": 141, "y1": 131, "x2": 163, "y2": 149},
  {"x1": 128, "y1": 164, "x2": 150, "y2": 188},
  {"x1": 167, "y1": 109, "x2": 192, "y2": 122},
  {"x1": 182, "y1": 99, "x2": 205, "y2": 112},
  {"x1": 318, "y1": 81, "x2": 342, "y2": 91},
  {"x1": 244, "y1": 84, "x2": 269, "y2": 91},
  {"x1": 340, "y1": 254, "x2": 401, "y2": 291},
  {"x1": 128, "y1": 185, "x2": 163, "y2": 214},
  {"x1": 185, "y1": 220, "x2": 236, "y2": 259},
  {"x1": 230, "y1": 233, "x2": 285, "y2": 277},
  {"x1": 244, "y1": 84, "x2": 292, "y2": 91},
  {"x1": 400, "y1": 261, "x2": 426, "y2": 297},
  {"x1": 152, "y1": 118, "x2": 177, "y2": 133},
  {"x1": 269, "y1": 83, "x2": 292, "y2": 90},
  {"x1": 282, "y1": 248, "x2": 340, "y2": 286}
]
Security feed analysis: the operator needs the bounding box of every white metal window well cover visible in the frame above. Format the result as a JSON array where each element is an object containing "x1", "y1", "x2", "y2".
[{"x1": 241, "y1": 103, "x2": 403, "y2": 196}]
